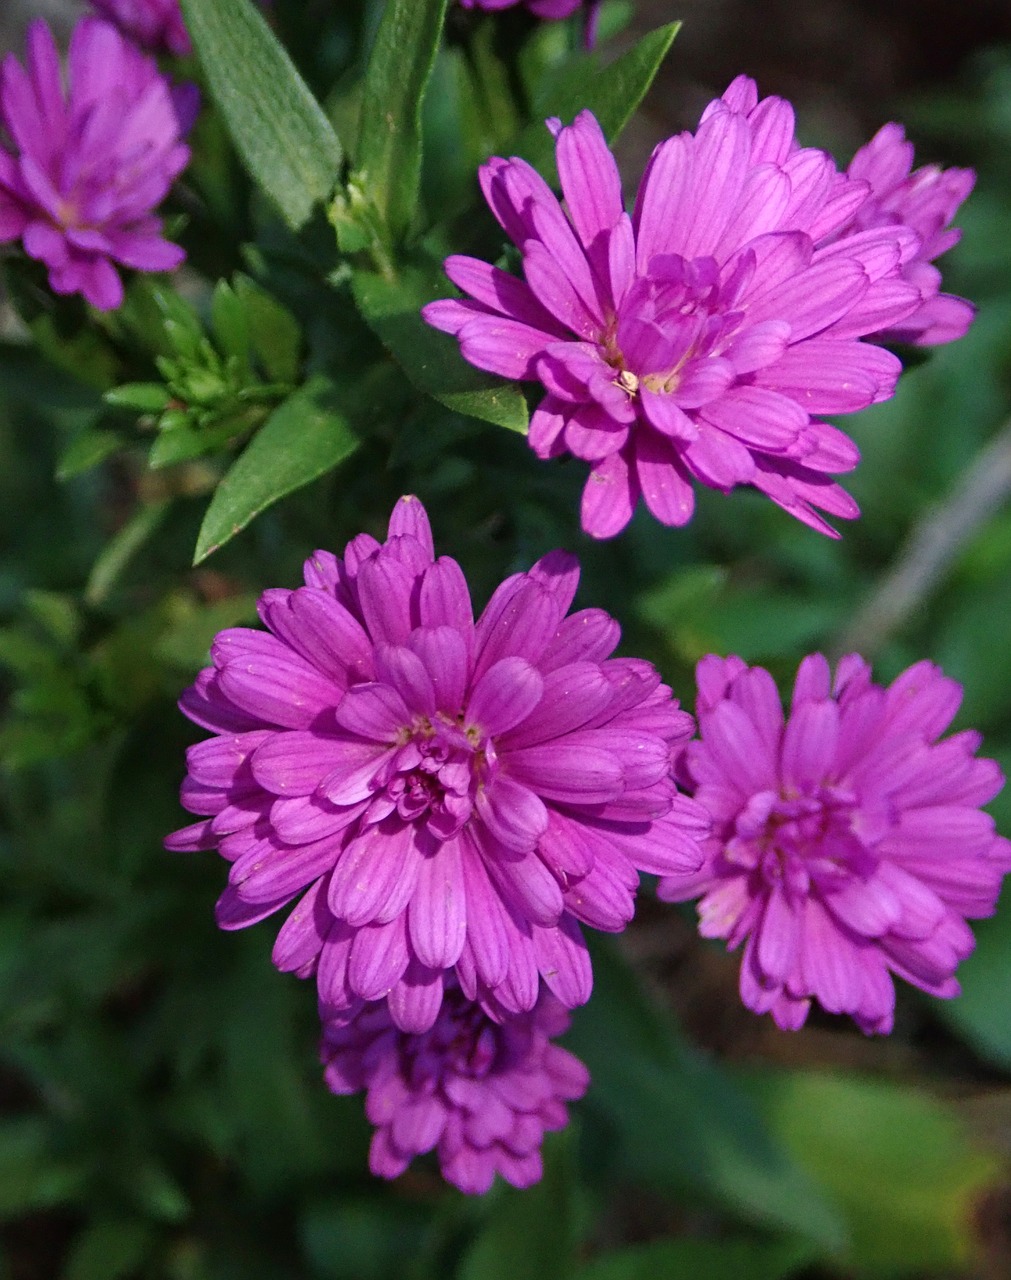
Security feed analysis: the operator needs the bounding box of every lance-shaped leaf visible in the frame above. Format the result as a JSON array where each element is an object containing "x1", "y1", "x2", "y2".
[
  {"x1": 194, "y1": 375, "x2": 361, "y2": 563},
  {"x1": 355, "y1": 0, "x2": 450, "y2": 241},
  {"x1": 353, "y1": 259, "x2": 529, "y2": 433},
  {"x1": 180, "y1": 0, "x2": 342, "y2": 230},
  {"x1": 515, "y1": 22, "x2": 680, "y2": 182}
]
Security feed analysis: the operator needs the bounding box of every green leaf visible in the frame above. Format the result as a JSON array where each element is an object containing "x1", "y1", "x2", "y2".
[
  {"x1": 56, "y1": 426, "x2": 122, "y2": 480},
  {"x1": 210, "y1": 279, "x2": 252, "y2": 372},
  {"x1": 84, "y1": 501, "x2": 172, "y2": 607},
  {"x1": 515, "y1": 22, "x2": 680, "y2": 180},
  {"x1": 154, "y1": 593, "x2": 260, "y2": 671},
  {"x1": 0, "y1": 1118, "x2": 87, "y2": 1216},
  {"x1": 356, "y1": 0, "x2": 450, "y2": 241},
  {"x1": 233, "y1": 275, "x2": 302, "y2": 383},
  {"x1": 576, "y1": 1237, "x2": 813, "y2": 1280},
  {"x1": 193, "y1": 374, "x2": 361, "y2": 563},
  {"x1": 937, "y1": 906, "x2": 1011, "y2": 1068},
  {"x1": 352, "y1": 260, "x2": 529, "y2": 432},
  {"x1": 180, "y1": 0, "x2": 343, "y2": 230},
  {"x1": 62, "y1": 1219, "x2": 153, "y2": 1280},
  {"x1": 739, "y1": 1068, "x2": 997, "y2": 1277},
  {"x1": 566, "y1": 939, "x2": 845, "y2": 1249},
  {"x1": 458, "y1": 1131, "x2": 579, "y2": 1280},
  {"x1": 104, "y1": 383, "x2": 171, "y2": 413}
]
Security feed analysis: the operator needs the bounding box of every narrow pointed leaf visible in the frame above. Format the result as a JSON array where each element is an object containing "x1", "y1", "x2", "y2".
[
  {"x1": 180, "y1": 0, "x2": 342, "y2": 230},
  {"x1": 194, "y1": 375, "x2": 360, "y2": 563},
  {"x1": 352, "y1": 260, "x2": 529, "y2": 433},
  {"x1": 356, "y1": 0, "x2": 450, "y2": 240}
]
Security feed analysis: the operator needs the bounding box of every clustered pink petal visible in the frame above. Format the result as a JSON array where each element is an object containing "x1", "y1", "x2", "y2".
[
  {"x1": 322, "y1": 985, "x2": 588, "y2": 1194},
  {"x1": 660, "y1": 653, "x2": 1011, "y2": 1034},
  {"x1": 87, "y1": 0, "x2": 191, "y2": 57},
  {"x1": 0, "y1": 18, "x2": 190, "y2": 310},
  {"x1": 844, "y1": 122, "x2": 975, "y2": 345},
  {"x1": 166, "y1": 496, "x2": 708, "y2": 1034},
  {"x1": 423, "y1": 76, "x2": 974, "y2": 539}
]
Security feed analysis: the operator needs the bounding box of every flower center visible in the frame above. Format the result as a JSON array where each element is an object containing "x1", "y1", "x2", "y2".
[
  {"x1": 365, "y1": 715, "x2": 493, "y2": 840},
  {"x1": 401, "y1": 989, "x2": 503, "y2": 1090},
  {"x1": 729, "y1": 784, "x2": 869, "y2": 900}
]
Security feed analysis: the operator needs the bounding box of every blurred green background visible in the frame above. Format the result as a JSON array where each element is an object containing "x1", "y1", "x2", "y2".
[{"x1": 3, "y1": 1, "x2": 1011, "y2": 1277}]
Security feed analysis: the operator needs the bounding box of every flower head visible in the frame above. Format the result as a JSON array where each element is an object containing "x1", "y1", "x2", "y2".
[
  {"x1": 844, "y1": 122, "x2": 975, "y2": 345},
  {"x1": 423, "y1": 77, "x2": 967, "y2": 539},
  {"x1": 87, "y1": 0, "x2": 191, "y2": 57},
  {"x1": 322, "y1": 984, "x2": 588, "y2": 1194},
  {"x1": 0, "y1": 19, "x2": 190, "y2": 310},
  {"x1": 660, "y1": 653, "x2": 1011, "y2": 1034},
  {"x1": 167, "y1": 497, "x2": 707, "y2": 1033}
]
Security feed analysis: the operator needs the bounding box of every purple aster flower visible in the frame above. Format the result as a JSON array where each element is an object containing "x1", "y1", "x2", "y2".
[
  {"x1": 0, "y1": 19, "x2": 190, "y2": 311},
  {"x1": 843, "y1": 123, "x2": 975, "y2": 346},
  {"x1": 423, "y1": 77, "x2": 959, "y2": 539},
  {"x1": 659, "y1": 653, "x2": 1011, "y2": 1034},
  {"x1": 166, "y1": 496, "x2": 708, "y2": 1033},
  {"x1": 87, "y1": 0, "x2": 191, "y2": 57},
  {"x1": 322, "y1": 984, "x2": 588, "y2": 1194}
]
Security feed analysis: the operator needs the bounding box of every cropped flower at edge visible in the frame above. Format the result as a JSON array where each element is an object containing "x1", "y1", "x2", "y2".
[
  {"x1": 423, "y1": 76, "x2": 975, "y2": 539},
  {"x1": 659, "y1": 653, "x2": 1011, "y2": 1034},
  {"x1": 0, "y1": 18, "x2": 190, "y2": 311},
  {"x1": 88, "y1": 0, "x2": 191, "y2": 57},
  {"x1": 845, "y1": 122, "x2": 975, "y2": 346},
  {"x1": 322, "y1": 984, "x2": 589, "y2": 1194},
  {"x1": 166, "y1": 496, "x2": 709, "y2": 1034}
]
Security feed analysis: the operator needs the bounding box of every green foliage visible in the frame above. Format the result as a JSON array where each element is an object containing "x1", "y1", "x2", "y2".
[
  {"x1": 179, "y1": 0, "x2": 343, "y2": 230},
  {"x1": 194, "y1": 374, "x2": 364, "y2": 562},
  {"x1": 1, "y1": 4, "x2": 1009, "y2": 1279},
  {"x1": 739, "y1": 1070, "x2": 998, "y2": 1277},
  {"x1": 352, "y1": 258, "x2": 530, "y2": 431},
  {"x1": 354, "y1": 0, "x2": 451, "y2": 242}
]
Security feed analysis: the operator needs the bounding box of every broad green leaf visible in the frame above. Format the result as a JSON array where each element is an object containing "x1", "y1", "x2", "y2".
[
  {"x1": 514, "y1": 22, "x2": 680, "y2": 181},
  {"x1": 458, "y1": 1131, "x2": 579, "y2": 1280},
  {"x1": 352, "y1": 260, "x2": 529, "y2": 432},
  {"x1": 194, "y1": 375, "x2": 361, "y2": 562},
  {"x1": 180, "y1": 0, "x2": 343, "y2": 230},
  {"x1": 566, "y1": 939, "x2": 845, "y2": 1249},
  {"x1": 356, "y1": 0, "x2": 450, "y2": 241},
  {"x1": 739, "y1": 1068, "x2": 997, "y2": 1277},
  {"x1": 576, "y1": 1237, "x2": 813, "y2": 1280}
]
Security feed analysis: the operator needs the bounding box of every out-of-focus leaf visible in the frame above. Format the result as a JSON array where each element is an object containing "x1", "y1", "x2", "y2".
[
  {"x1": 193, "y1": 374, "x2": 361, "y2": 563},
  {"x1": 458, "y1": 1131, "x2": 578, "y2": 1280},
  {"x1": 355, "y1": 0, "x2": 450, "y2": 241},
  {"x1": 180, "y1": 0, "x2": 342, "y2": 230},
  {"x1": 566, "y1": 939, "x2": 846, "y2": 1249},
  {"x1": 352, "y1": 261, "x2": 529, "y2": 432},
  {"x1": 937, "y1": 905, "x2": 1011, "y2": 1068},
  {"x1": 84, "y1": 501, "x2": 172, "y2": 607},
  {"x1": 105, "y1": 383, "x2": 171, "y2": 414},
  {"x1": 301, "y1": 1198, "x2": 428, "y2": 1280},
  {"x1": 154, "y1": 594, "x2": 260, "y2": 671},
  {"x1": 514, "y1": 23, "x2": 680, "y2": 182},
  {"x1": 62, "y1": 1219, "x2": 153, "y2": 1280},
  {"x1": 575, "y1": 1237, "x2": 813, "y2": 1280},
  {"x1": 0, "y1": 1118, "x2": 88, "y2": 1216},
  {"x1": 739, "y1": 1068, "x2": 997, "y2": 1277}
]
